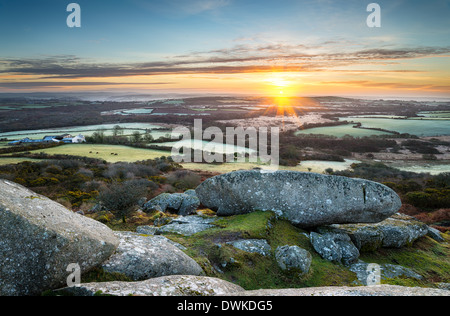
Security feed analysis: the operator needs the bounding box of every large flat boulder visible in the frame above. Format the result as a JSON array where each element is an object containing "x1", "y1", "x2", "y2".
[
  {"x1": 57, "y1": 275, "x2": 245, "y2": 296},
  {"x1": 0, "y1": 180, "x2": 119, "y2": 296},
  {"x1": 196, "y1": 170, "x2": 401, "y2": 228}
]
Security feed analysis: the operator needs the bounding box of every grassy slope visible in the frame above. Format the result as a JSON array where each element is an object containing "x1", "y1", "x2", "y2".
[{"x1": 160, "y1": 211, "x2": 449, "y2": 290}]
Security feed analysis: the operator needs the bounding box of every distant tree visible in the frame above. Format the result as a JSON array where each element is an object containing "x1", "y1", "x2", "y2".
[
  {"x1": 143, "y1": 130, "x2": 154, "y2": 143},
  {"x1": 130, "y1": 131, "x2": 142, "y2": 143},
  {"x1": 112, "y1": 125, "x2": 124, "y2": 137},
  {"x1": 90, "y1": 129, "x2": 106, "y2": 143}
]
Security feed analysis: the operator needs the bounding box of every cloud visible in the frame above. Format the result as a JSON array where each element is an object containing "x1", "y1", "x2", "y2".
[
  {"x1": 0, "y1": 81, "x2": 173, "y2": 89},
  {"x1": 0, "y1": 43, "x2": 449, "y2": 80},
  {"x1": 320, "y1": 80, "x2": 450, "y2": 91}
]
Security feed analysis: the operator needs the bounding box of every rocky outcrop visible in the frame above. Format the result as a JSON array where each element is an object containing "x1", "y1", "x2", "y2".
[
  {"x1": 224, "y1": 285, "x2": 450, "y2": 297},
  {"x1": 196, "y1": 170, "x2": 401, "y2": 228},
  {"x1": 319, "y1": 214, "x2": 430, "y2": 252},
  {"x1": 102, "y1": 232, "x2": 203, "y2": 280},
  {"x1": 58, "y1": 275, "x2": 245, "y2": 296},
  {"x1": 275, "y1": 246, "x2": 312, "y2": 275},
  {"x1": 143, "y1": 192, "x2": 200, "y2": 216},
  {"x1": 0, "y1": 180, "x2": 119, "y2": 296}
]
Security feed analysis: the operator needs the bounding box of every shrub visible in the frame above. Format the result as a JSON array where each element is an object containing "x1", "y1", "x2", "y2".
[
  {"x1": 98, "y1": 181, "x2": 148, "y2": 223},
  {"x1": 166, "y1": 170, "x2": 202, "y2": 190},
  {"x1": 406, "y1": 189, "x2": 450, "y2": 209}
]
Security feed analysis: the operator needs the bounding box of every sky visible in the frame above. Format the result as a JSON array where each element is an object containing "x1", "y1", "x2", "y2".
[{"x1": 0, "y1": 0, "x2": 449, "y2": 98}]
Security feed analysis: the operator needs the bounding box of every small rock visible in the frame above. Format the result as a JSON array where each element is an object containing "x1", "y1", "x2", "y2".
[
  {"x1": 179, "y1": 194, "x2": 201, "y2": 216},
  {"x1": 275, "y1": 246, "x2": 312, "y2": 275},
  {"x1": 157, "y1": 216, "x2": 217, "y2": 236},
  {"x1": 136, "y1": 225, "x2": 158, "y2": 235},
  {"x1": 227, "y1": 239, "x2": 272, "y2": 257},
  {"x1": 427, "y1": 226, "x2": 445, "y2": 242},
  {"x1": 144, "y1": 193, "x2": 200, "y2": 216},
  {"x1": 184, "y1": 189, "x2": 197, "y2": 197},
  {"x1": 310, "y1": 232, "x2": 359, "y2": 265},
  {"x1": 436, "y1": 283, "x2": 450, "y2": 291}
]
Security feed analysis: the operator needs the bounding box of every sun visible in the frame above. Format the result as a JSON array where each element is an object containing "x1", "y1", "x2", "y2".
[{"x1": 264, "y1": 73, "x2": 298, "y2": 97}]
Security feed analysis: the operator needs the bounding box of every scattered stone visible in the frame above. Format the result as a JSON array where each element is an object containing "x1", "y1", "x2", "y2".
[
  {"x1": 136, "y1": 225, "x2": 158, "y2": 235},
  {"x1": 196, "y1": 170, "x2": 401, "y2": 228},
  {"x1": 436, "y1": 283, "x2": 450, "y2": 291},
  {"x1": 179, "y1": 194, "x2": 201, "y2": 216},
  {"x1": 184, "y1": 189, "x2": 197, "y2": 197},
  {"x1": 0, "y1": 180, "x2": 119, "y2": 296},
  {"x1": 144, "y1": 192, "x2": 200, "y2": 216},
  {"x1": 224, "y1": 285, "x2": 450, "y2": 297},
  {"x1": 427, "y1": 226, "x2": 445, "y2": 242},
  {"x1": 102, "y1": 232, "x2": 203, "y2": 281},
  {"x1": 88, "y1": 203, "x2": 106, "y2": 213},
  {"x1": 157, "y1": 216, "x2": 217, "y2": 236},
  {"x1": 310, "y1": 232, "x2": 360, "y2": 266},
  {"x1": 275, "y1": 246, "x2": 312, "y2": 275},
  {"x1": 227, "y1": 239, "x2": 271, "y2": 257},
  {"x1": 58, "y1": 275, "x2": 245, "y2": 296}
]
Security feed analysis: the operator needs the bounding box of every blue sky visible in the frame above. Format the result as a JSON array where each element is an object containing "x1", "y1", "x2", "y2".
[{"x1": 0, "y1": 0, "x2": 449, "y2": 96}]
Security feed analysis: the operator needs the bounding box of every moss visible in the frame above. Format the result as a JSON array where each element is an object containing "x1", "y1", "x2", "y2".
[
  {"x1": 81, "y1": 267, "x2": 133, "y2": 283},
  {"x1": 165, "y1": 211, "x2": 358, "y2": 290},
  {"x1": 359, "y1": 236, "x2": 450, "y2": 287}
]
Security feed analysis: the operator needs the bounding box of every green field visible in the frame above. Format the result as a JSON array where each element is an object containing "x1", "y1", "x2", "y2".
[
  {"x1": 297, "y1": 116, "x2": 450, "y2": 138},
  {"x1": 418, "y1": 111, "x2": 450, "y2": 119},
  {"x1": 343, "y1": 117, "x2": 450, "y2": 136},
  {"x1": 181, "y1": 159, "x2": 360, "y2": 174},
  {"x1": 295, "y1": 124, "x2": 392, "y2": 138},
  {"x1": 0, "y1": 142, "x2": 360, "y2": 175},
  {"x1": 12, "y1": 144, "x2": 172, "y2": 163}
]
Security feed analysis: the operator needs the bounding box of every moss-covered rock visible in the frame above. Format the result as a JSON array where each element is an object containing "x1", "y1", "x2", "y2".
[{"x1": 320, "y1": 214, "x2": 430, "y2": 252}]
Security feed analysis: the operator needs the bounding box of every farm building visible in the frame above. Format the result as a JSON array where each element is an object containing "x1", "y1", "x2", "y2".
[{"x1": 8, "y1": 134, "x2": 86, "y2": 145}]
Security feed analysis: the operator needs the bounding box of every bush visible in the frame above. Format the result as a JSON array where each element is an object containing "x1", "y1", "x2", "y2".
[
  {"x1": 104, "y1": 162, "x2": 159, "y2": 180},
  {"x1": 405, "y1": 189, "x2": 450, "y2": 209},
  {"x1": 166, "y1": 170, "x2": 202, "y2": 190},
  {"x1": 98, "y1": 181, "x2": 148, "y2": 223}
]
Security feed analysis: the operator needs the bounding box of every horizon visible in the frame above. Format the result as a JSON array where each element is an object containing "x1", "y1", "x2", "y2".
[{"x1": 0, "y1": 0, "x2": 449, "y2": 98}]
